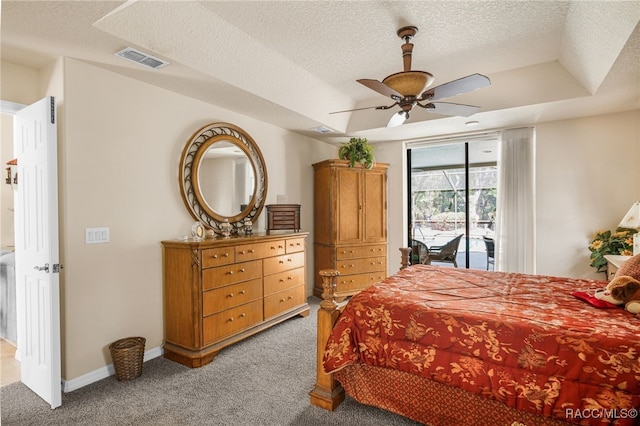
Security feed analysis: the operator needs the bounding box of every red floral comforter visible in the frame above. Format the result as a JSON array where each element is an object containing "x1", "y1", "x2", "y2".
[{"x1": 323, "y1": 265, "x2": 640, "y2": 425}]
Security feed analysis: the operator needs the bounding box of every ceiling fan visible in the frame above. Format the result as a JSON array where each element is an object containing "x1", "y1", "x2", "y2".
[{"x1": 333, "y1": 26, "x2": 491, "y2": 127}]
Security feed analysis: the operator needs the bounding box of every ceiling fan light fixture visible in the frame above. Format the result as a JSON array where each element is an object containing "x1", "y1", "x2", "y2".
[
  {"x1": 387, "y1": 110, "x2": 409, "y2": 128},
  {"x1": 382, "y1": 71, "x2": 434, "y2": 97}
]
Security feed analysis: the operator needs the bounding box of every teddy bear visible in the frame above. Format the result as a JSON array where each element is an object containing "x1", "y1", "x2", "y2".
[{"x1": 595, "y1": 275, "x2": 640, "y2": 314}]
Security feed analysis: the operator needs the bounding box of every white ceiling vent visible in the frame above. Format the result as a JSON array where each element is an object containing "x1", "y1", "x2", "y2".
[{"x1": 115, "y1": 47, "x2": 169, "y2": 70}]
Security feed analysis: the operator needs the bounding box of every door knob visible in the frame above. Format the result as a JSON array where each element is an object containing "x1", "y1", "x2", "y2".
[{"x1": 34, "y1": 263, "x2": 49, "y2": 273}]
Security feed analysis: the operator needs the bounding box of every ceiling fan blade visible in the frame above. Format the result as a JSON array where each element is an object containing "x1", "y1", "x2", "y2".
[
  {"x1": 357, "y1": 79, "x2": 404, "y2": 100},
  {"x1": 422, "y1": 73, "x2": 490, "y2": 101},
  {"x1": 387, "y1": 110, "x2": 409, "y2": 127},
  {"x1": 423, "y1": 102, "x2": 481, "y2": 117},
  {"x1": 330, "y1": 103, "x2": 397, "y2": 114}
]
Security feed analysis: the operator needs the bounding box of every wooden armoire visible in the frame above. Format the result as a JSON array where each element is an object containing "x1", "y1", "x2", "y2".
[{"x1": 312, "y1": 159, "x2": 388, "y2": 299}]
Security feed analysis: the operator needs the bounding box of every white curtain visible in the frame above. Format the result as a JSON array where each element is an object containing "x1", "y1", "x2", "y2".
[{"x1": 495, "y1": 127, "x2": 536, "y2": 273}]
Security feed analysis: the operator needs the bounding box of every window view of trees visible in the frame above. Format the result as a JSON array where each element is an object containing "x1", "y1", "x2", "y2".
[
  {"x1": 412, "y1": 167, "x2": 497, "y2": 234},
  {"x1": 411, "y1": 166, "x2": 497, "y2": 268}
]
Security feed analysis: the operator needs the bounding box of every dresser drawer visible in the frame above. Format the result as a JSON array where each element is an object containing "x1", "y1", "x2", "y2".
[
  {"x1": 264, "y1": 267, "x2": 305, "y2": 296},
  {"x1": 202, "y1": 278, "x2": 262, "y2": 316},
  {"x1": 336, "y1": 271, "x2": 386, "y2": 293},
  {"x1": 337, "y1": 256, "x2": 386, "y2": 274},
  {"x1": 285, "y1": 237, "x2": 305, "y2": 254},
  {"x1": 264, "y1": 285, "x2": 306, "y2": 319},
  {"x1": 203, "y1": 299, "x2": 263, "y2": 345},
  {"x1": 235, "y1": 240, "x2": 286, "y2": 262},
  {"x1": 336, "y1": 244, "x2": 387, "y2": 260},
  {"x1": 202, "y1": 246, "x2": 235, "y2": 268},
  {"x1": 263, "y1": 251, "x2": 305, "y2": 276},
  {"x1": 202, "y1": 260, "x2": 262, "y2": 290}
]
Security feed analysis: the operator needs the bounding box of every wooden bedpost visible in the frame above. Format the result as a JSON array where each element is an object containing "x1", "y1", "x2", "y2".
[
  {"x1": 309, "y1": 269, "x2": 345, "y2": 411},
  {"x1": 400, "y1": 247, "x2": 412, "y2": 270}
]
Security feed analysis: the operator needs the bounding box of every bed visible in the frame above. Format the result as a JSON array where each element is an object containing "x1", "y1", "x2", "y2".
[{"x1": 309, "y1": 250, "x2": 640, "y2": 425}]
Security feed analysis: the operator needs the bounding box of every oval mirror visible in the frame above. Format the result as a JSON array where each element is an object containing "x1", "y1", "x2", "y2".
[{"x1": 179, "y1": 123, "x2": 268, "y2": 233}]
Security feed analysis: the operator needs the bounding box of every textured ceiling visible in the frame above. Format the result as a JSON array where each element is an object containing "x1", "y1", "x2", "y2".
[{"x1": 2, "y1": 1, "x2": 639, "y2": 144}]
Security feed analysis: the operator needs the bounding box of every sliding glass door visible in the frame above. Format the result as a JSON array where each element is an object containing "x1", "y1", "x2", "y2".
[{"x1": 408, "y1": 138, "x2": 498, "y2": 269}]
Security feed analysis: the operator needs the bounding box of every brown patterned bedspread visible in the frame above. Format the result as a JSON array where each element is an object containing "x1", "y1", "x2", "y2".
[{"x1": 323, "y1": 265, "x2": 640, "y2": 425}]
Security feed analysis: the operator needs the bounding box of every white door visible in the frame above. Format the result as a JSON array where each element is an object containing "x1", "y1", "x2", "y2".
[{"x1": 14, "y1": 96, "x2": 61, "y2": 409}]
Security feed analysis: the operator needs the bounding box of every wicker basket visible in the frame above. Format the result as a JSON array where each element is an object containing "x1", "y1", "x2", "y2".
[{"x1": 109, "y1": 337, "x2": 145, "y2": 381}]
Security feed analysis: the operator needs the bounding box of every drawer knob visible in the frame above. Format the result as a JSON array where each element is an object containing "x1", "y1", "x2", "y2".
[
  {"x1": 212, "y1": 254, "x2": 218, "y2": 259},
  {"x1": 239, "y1": 268, "x2": 245, "y2": 273},
  {"x1": 288, "y1": 296, "x2": 293, "y2": 300},
  {"x1": 280, "y1": 298, "x2": 285, "y2": 302},
  {"x1": 249, "y1": 249, "x2": 255, "y2": 253},
  {"x1": 279, "y1": 260, "x2": 284, "y2": 264},
  {"x1": 287, "y1": 258, "x2": 292, "y2": 262},
  {"x1": 240, "y1": 290, "x2": 246, "y2": 295},
  {"x1": 287, "y1": 276, "x2": 292, "y2": 280},
  {"x1": 228, "y1": 293, "x2": 234, "y2": 298},
  {"x1": 239, "y1": 250, "x2": 246, "y2": 254},
  {"x1": 228, "y1": 271, "x2": 234, "y2": 275},
  {"x1": 279, "y1": 279, "x2": 285, "y2": 283},
  {"x1": 239, "y1": 313, "x2": 246, "y2": 318}
]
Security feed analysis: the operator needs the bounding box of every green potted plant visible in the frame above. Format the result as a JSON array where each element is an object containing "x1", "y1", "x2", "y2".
[
  {"x1": 338, "y1": 137, "x2": 375, "y2": 169},
  {"x1": 588, "y1": 227, "x2": 637, "y2": 272}
]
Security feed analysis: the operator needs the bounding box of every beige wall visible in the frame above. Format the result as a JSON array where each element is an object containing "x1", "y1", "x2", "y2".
[{"x1": 535, "y1": 110, "x2": 640, "y2": 278}]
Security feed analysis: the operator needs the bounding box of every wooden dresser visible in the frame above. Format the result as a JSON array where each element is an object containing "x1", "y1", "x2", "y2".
[
  {"x1": 161, "y1": 232, "x2": 309, "y2": 367},
  {"x1": 312, "y1": 159, "x2": 388, "y2": 299}
]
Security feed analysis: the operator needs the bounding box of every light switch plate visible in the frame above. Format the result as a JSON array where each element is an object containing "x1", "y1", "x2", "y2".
[{"x1": 86, "y1": 227, "x2": 110, "y2": 244}]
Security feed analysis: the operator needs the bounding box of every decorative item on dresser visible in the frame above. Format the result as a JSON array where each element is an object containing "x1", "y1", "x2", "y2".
[
  {"x1": 312, "y1": 159, "x2": 388, "y2": 299},
  {"x1": 161, "y1": 232, "x2": 309, "y2": 368},
  {"x1": 266, "y1": 204, "x2": 301, "y2": 234}
]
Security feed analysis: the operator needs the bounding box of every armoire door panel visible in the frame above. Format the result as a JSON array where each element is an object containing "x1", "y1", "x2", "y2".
[
  {"x1": 363, "y1": 170, "x2": 387, "y2": 242},
  {"x1": 336, "y1": 168, "x2": 362, "y2": 243}
]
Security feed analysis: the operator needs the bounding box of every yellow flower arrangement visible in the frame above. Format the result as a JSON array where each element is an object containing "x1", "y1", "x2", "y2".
[{"x1": 589, "y1": 227, "x2": 637, "y2": 272}]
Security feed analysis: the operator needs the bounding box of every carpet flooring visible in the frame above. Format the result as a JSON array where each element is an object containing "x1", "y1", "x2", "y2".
[{"x1": 0, "y1": 297, "x2": 420, "y2": 425}]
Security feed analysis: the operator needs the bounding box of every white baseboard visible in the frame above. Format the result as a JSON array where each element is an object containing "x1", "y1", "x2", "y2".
[{"x1": 62, "y1": 346, "x2": 163, "y2": 393}]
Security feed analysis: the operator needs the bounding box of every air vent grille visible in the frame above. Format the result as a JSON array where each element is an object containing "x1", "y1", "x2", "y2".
[{"x1": 115, "y1": 47, "x2": 169, "y2": 70}]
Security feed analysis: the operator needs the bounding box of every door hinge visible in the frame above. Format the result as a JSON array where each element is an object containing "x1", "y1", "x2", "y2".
[{"x1": 53, "y1": 263, "x2": 63, "y2": 273}]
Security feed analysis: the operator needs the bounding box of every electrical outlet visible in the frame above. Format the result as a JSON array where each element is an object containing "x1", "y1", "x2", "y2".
[{"x1": 85, "y1": 227, "x2": 110, "y2": 244}]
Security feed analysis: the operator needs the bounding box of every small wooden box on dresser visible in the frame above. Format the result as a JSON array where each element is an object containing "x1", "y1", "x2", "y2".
[
  {"x1": 313, "y1": 159, "x2": 389, "y2": 299},
  {"x1": 161, "y1": 232, "x2": 309, "y2": 367}
]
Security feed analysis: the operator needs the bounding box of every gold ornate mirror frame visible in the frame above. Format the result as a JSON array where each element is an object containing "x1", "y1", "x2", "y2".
[{"x1": 179, "y1": 122, "x2": 268, "y2": 233}]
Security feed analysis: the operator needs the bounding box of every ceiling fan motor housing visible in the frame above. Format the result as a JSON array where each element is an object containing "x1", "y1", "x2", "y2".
[{"x1": 383, "y1": 71, "x2": 434, "y2": 97}]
